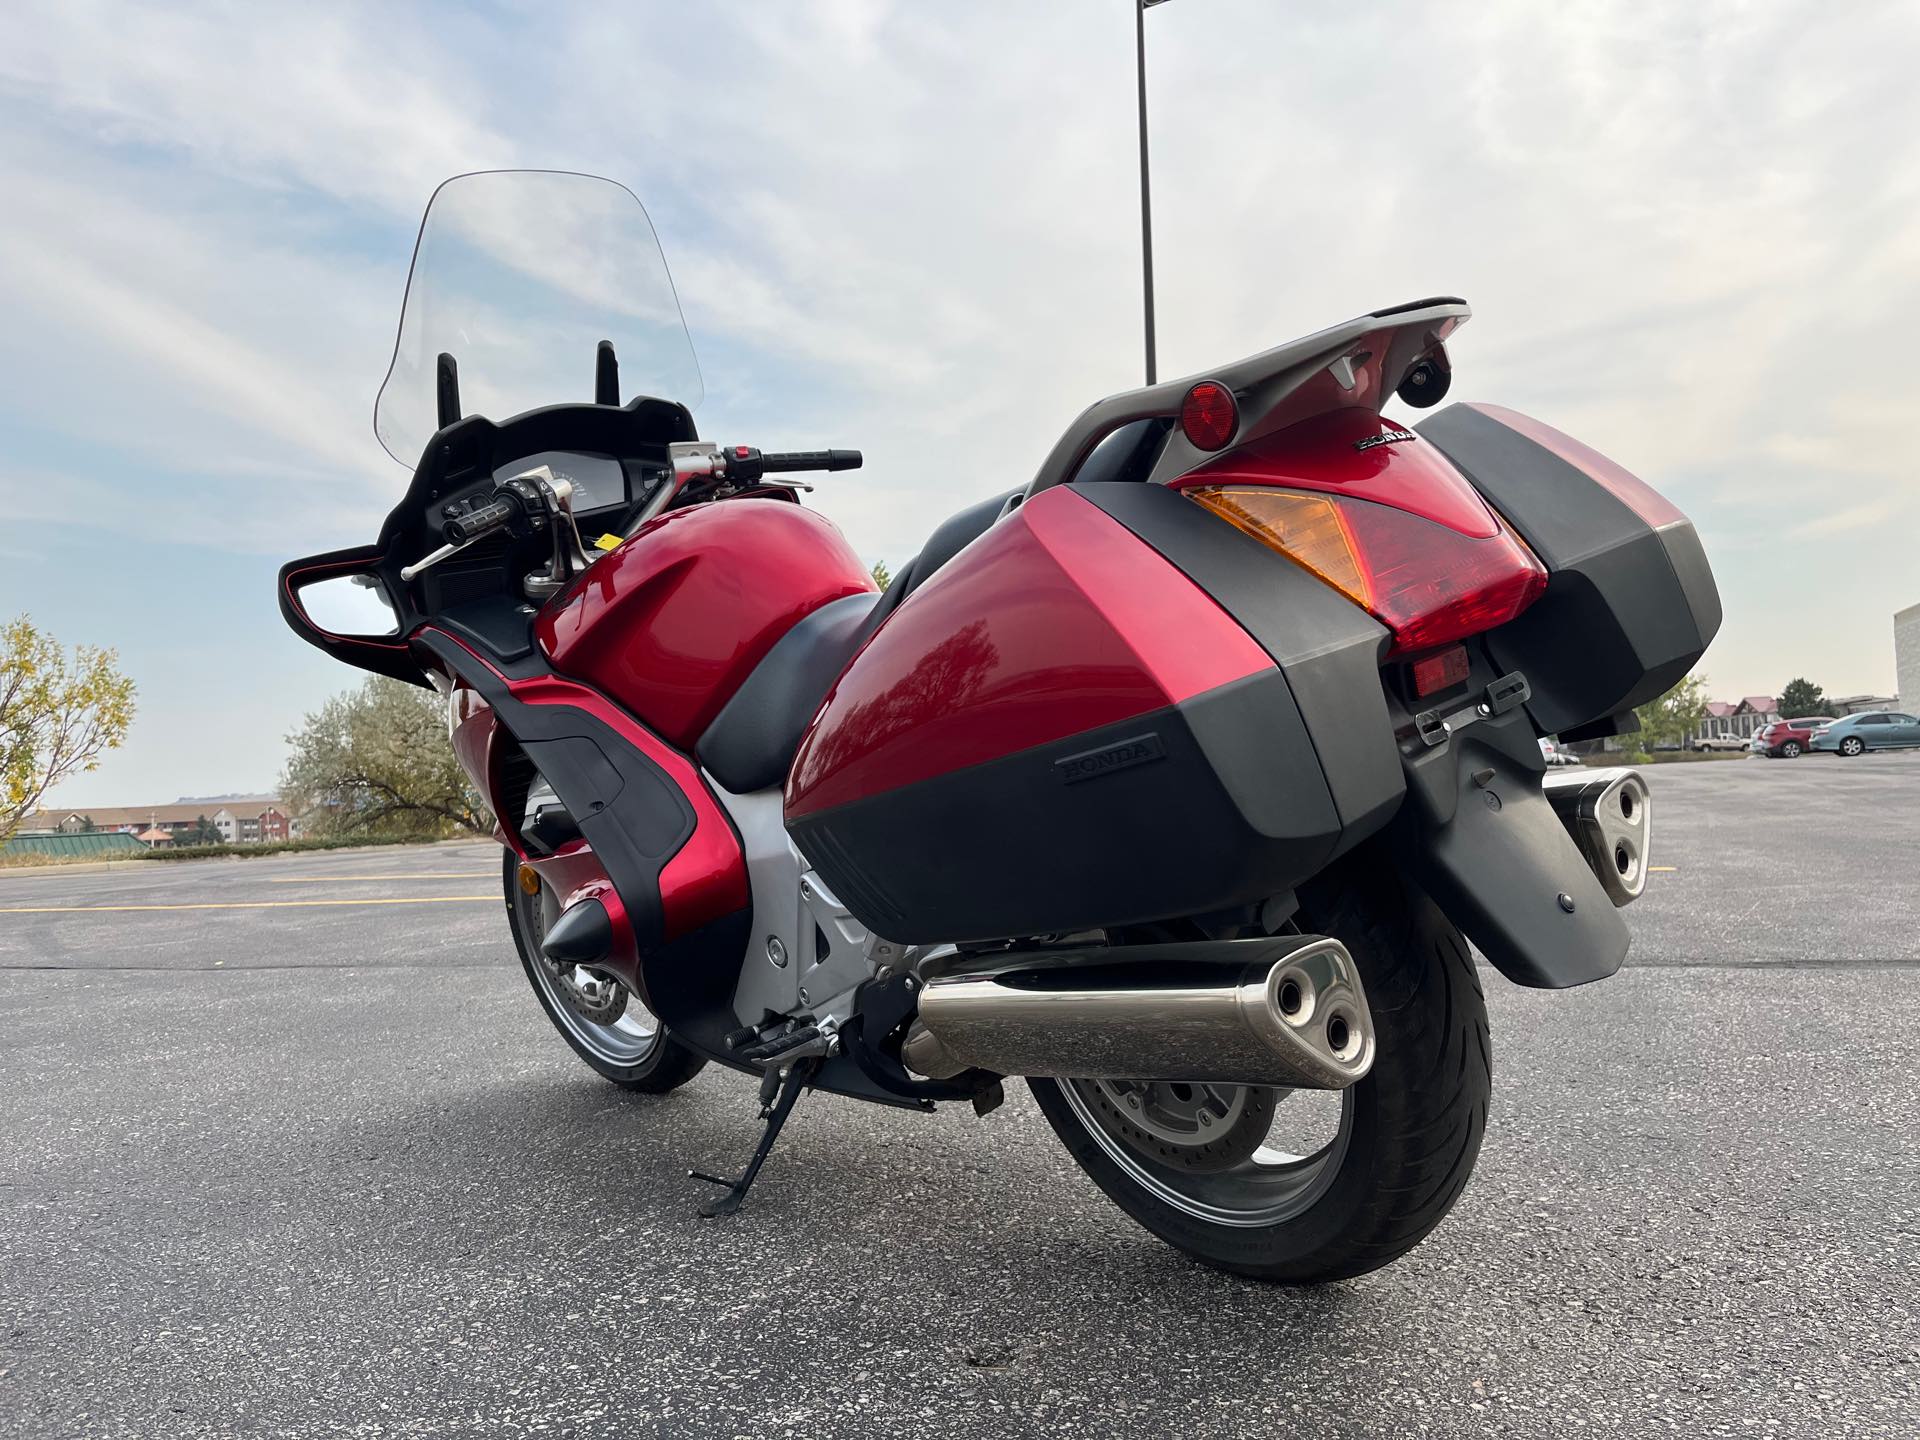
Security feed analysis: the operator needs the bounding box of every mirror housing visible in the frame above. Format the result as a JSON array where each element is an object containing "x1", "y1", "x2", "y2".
[{"x1": 293, "y1": 571, "x2": 401, "y2": 639}]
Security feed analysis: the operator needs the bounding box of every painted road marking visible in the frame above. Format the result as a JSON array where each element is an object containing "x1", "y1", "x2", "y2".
[
  {"x1": 266, "y1": 874, "x2": 496, "y2": 883},
  {"x1": 0, "y1": 897, "x2": 496, "y2": 914},
  {"x1": 1649, "y1": 866, "x2": 1678, "y2": 872}
]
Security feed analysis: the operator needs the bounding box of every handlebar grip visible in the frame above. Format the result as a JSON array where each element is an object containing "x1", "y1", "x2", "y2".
[
  {"x1": 444, "y1": 497, "x2": 516, "y2": 545},
  {"x1": 760, "y1": 449, "x2": 863, "y2": 473}
]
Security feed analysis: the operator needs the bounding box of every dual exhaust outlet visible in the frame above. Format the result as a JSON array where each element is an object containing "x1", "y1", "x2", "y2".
[
  {"x1": 903, "y1": 767, "x2": 1652, "y2": 1090},
  {"x1": 903, "y1": 935, "x2": 1376, "y2": 1091}
]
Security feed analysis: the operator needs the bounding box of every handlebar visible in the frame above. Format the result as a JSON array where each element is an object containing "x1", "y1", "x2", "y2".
[
  {"x1": 757, "y1": 449, "x2": 863, "y2": 473},
  {"x1": 443, "y1": 496, "x2": 518, "y2": 545}
]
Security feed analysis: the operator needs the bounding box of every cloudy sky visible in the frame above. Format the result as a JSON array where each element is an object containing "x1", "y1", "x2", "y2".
[{"x1": 3, "y1": 1, "x2": 1915, "y2": 807}]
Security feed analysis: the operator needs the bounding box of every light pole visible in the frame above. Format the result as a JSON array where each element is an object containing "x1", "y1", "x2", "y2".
[{"x1": 1136, "y1": 0, "x2": 1175, "y2": 386}]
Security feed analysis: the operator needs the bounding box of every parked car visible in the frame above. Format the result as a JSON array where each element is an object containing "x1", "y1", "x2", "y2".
[
  {"x1": 1751, "y1": 717, "x2": 1828, "y2": 758},
  {"x1": 1691, "y1": 733, "x2": 1751, "y2": 752},
  {"x1": 1538, "y1": 738, "x2": 1583, "y2": 767},
  {"x1": 1810, "y1": 711, "x2": 1920, "y2": 757}
]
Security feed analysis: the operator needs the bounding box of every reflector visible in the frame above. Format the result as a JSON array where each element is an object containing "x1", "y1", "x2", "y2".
[{"x1": 1180, "y1": 381, "x2": 1238, "y2": 452}]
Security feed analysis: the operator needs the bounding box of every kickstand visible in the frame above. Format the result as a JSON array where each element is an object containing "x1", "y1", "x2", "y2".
[{"x1": 687, "y1": 1056, "x2": 821, "y2": 1218}]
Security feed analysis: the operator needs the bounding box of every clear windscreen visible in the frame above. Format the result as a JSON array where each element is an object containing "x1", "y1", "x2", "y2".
[{"x1": 373, "y1": 170, "x2": 703, "y2": 466}]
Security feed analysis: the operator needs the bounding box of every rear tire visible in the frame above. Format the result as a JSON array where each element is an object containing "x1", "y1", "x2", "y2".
[
  {"x1": 1781, "y1": 741, "x2": 1802, "y2": 758},
  {"x1": 1030, "y1": 842, "x2": 1491, "y2": 1283},
  {"x1": 502, "y1": 849, "x2": 707, "y2": 1093},
  {"x1": 1840, "y1": 736, "x2": 1864, "y2": 757}
]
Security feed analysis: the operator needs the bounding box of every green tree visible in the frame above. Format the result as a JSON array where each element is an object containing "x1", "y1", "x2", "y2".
[
  {"x1": 181, "y1": 814, "x2": 224, "y2": 846},
  {"x1": 1629, "y1": 673, "x2": 1710, "y2": 758},
  {"x1": 0, "y1": 616, "x2": 137, "y2": 844},
  {"x1": 870, "y1": 560, "x2": 893, "y2": 591},
  {"x1": 1777, "y1": 677, "x2": 1833, "y2": 719},
  {"x1": 280, "y1": 677, "x2": 487, "y2": 838}
]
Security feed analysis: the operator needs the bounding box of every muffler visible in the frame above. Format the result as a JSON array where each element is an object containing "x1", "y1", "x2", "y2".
[
  {"x1": 1543, "y1": 766, "x2": 1651, "y2": 906},
  {"x1": 902, "y1": 934, "x2": 1374, "y2": 1089}
]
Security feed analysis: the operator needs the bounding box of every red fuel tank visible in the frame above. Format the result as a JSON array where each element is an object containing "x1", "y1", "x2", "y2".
[{"x1": 536, "y1": 499, "x2": 876, "y2": 750}]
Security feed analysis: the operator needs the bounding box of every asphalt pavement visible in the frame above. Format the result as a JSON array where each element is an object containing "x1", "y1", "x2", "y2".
[{"x1": 2, "y1": 754, "x2": 1917, "y2": 1438}]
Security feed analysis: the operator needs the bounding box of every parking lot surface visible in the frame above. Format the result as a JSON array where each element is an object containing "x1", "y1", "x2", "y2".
[{"x1": 3, "y1": 754, "x2": 1917, "y2": 1438}]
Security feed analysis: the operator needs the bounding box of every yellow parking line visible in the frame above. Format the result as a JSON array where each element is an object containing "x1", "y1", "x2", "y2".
[
  {"x1": 1649, "y1": 866, "x2": 1678, "y2": 872},
  {"x1": 266, "y1": 874, "x2": 495, "y2": 883},
  {"x1": 0, "y1": 896, "x2": 496, "y2": 914}
]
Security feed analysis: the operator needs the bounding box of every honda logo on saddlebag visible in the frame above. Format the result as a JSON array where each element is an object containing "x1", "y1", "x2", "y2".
[{"x1": 1054, "y1": 733, "x2": 1167, "y2": 784}]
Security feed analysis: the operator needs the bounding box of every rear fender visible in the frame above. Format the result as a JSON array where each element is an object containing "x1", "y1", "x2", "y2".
[{"x1": 1394, "y1": 698, "x2": 1627, "y2": 988}]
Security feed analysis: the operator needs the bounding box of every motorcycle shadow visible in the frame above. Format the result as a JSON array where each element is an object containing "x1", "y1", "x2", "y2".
[{"x1": 340, "y1": 1065, "x2": 1403, "y2": 1329}]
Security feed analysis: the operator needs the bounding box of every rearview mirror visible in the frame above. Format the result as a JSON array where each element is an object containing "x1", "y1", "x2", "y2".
[{"x1": 296, "y1": 572, "x2": 401, "y2": 638}]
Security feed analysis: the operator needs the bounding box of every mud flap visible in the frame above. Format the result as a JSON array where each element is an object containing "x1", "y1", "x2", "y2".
[{"x1": 1396, "y1": 713, "x2": 1628, "y2": 989}]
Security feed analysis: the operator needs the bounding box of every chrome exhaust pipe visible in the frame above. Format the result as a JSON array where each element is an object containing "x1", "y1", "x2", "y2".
[
  {"x1": 902, "y1": 935, "x2": 1374, "y2": 1089},
  {"x1": 1543, "y1": 766, "x2": 1651, "y2": 906}
]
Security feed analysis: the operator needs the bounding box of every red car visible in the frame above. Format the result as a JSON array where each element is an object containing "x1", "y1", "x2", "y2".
[{"x1": 1754, "y1": 717, "x2": 1825, "y2": 758}]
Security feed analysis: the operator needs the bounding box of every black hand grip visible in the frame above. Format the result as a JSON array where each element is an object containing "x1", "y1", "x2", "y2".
[
  {"x1": 760, "y1": 449, "x2": 862, "y2": 473},
  {"x1": 444, "y1": 497, "x2": 516, "y2": 545}
]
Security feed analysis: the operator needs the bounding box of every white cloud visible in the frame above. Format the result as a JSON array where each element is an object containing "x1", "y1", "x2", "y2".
[{"x1": 2, "y1": 0, "x2": 1917, "y2": 717}]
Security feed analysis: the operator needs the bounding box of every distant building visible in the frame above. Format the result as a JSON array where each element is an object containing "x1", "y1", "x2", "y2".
[
  {"x1": 1693, "y1": 695, "x2": 1779, "y2": 744},
  {"x1": 26, "y1": 796, "x2": 295, "y2": 845},
  {"x1": 1896, "y1": 601, "x2": 1919, "y2": 708},
  {"x1": 1828, "y1": 693, "x2": 1899, "y2": 716}
]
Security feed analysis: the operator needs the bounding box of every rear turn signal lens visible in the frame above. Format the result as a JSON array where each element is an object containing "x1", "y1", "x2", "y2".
[
  {"x1": 1186, "y1": 485, "x2": 1549, "y2": 656},
  {"x1": 1410, "y1": 644, "x2": 1471, "y2": 698},
  {"x1": 1180, "y1": 381, "x2": 1238, "y2": 451}
]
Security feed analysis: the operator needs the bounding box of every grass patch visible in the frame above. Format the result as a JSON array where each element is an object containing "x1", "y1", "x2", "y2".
[{"x1": 139, "y1": 833, "x2": 472, "y2": 862}]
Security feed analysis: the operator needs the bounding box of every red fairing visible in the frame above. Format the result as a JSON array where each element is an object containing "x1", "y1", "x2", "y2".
[
  {"x1": 500, "y1": 668, "x2": 749, "y2": 941},
  {"x1": 524, "y1": 844, "x2": 643, "y2": 991},
  {"x1": 1173, "y1": 408, "x2": 1503, "y2": 537},
  {"x1": 536, "y1": 499, "x2": 876, "y2": 750},
  {"x1": 785, "y1": 485, "x2": 1273, "y2": 819},
  {"x1": 428, "y1": 630, "x2": 748, "y2": 944}
]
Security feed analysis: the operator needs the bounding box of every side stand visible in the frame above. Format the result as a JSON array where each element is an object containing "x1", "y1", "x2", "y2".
[{"x1": 687, "y1": 1057, "x2": 821, "y2": 1218}]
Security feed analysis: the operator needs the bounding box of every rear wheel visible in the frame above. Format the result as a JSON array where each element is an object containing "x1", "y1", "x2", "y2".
[
  {"x1": 1840, "y1": 736, "x2": 1864, "y2": 757},
  {"x1": 1781, "y1": 740, "x2": 1802, "y2": 758},
  {"x1": 502, "y1": 849, "x2": 706, "y2": 1092},
  {"x1": 1030, "y1": 843, "x2": 1490, "y2": 1283}
]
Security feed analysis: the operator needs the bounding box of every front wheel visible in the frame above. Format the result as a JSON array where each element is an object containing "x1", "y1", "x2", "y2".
[
  {"x1": 1030, "y1": 844, "x2": 1490, "y2": 1283},
  {"x1": 502, "y1": 849, "x2": 707, "y2": 1093}
]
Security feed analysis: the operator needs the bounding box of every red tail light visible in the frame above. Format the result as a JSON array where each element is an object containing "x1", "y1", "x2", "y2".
[{"x1": 1185, "y1": 486, "x2": 1549, "y2": 656}]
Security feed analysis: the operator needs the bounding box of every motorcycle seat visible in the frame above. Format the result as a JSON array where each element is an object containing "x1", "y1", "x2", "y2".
[{"x1": 696, "y1": 486, "x2": 1019, "y2": 795}]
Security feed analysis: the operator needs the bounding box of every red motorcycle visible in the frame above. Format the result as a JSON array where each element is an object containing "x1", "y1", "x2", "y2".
[{"x1": 282, "y1": 171, "x2": 1717, "y2": 1282}]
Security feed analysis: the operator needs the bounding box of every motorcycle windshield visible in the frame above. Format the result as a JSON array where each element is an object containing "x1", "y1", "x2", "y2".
[{"x1": 373, "y1": 170, "x2": 703, "y2": 466}]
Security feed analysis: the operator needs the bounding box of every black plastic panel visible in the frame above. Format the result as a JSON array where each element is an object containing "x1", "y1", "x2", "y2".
[
  {"x1": 788, "y1": 669, "x2": 1341, "y2": 944},
  {"x1": 414, "y1": 629, "x2": 696, "y2": 950},
  {"x1": 1416, "y1": 404, "x2": 1721, "y2": 736}
]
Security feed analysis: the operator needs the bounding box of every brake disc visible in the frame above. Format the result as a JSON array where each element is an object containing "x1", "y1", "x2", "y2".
[
  {"x1": 543, "y1": 959, "x2": 628, "y2": 1027},
  {"x1": 1072, "y1": 1079, "x2": 1279, "y2": 1174}
]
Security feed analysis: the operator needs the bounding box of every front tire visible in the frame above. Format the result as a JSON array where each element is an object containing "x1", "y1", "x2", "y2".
[
  {"x1": 1030, "y1": 843, "x2": 1490, "y2": 1283},
  {"x1": 502, "y1": 849, "x2": 707, "y2": 1093}
]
